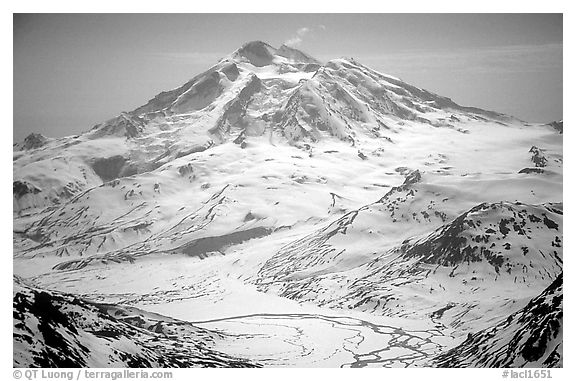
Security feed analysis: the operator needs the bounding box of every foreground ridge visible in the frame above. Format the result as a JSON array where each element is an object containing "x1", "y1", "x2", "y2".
[
  {"x1": 432, "y1": 273, "x2": 562, "y2": 368},
  {"x1": 13, "y1": 277, "x2": 259, "y2": 368}
]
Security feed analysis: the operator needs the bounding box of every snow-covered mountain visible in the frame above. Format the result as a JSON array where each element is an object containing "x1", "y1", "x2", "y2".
[{"x1": 13, "y1": 41, "x2": 562, "y2": 367}]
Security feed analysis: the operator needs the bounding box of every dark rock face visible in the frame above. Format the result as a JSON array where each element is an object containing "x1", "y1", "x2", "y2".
[
  {"x1": 402, "y1": 169, "x2": 422, "y2": 186},
  {"x1": 302, "y1": 63, "x2": 322, "y2": 72},
  {"x1": 432, "y1": 273, "x2": 563, "y2": 368},
  {"x1": 91, "y1": 155, "x2": 128, "y2": 182},
  {"x1": 519, "y1": 168, "x2": 545, "y2": 174},
  {"x1": 13, "y1": 180, "x2": 41, "y2": 200},
  {"x1": 89, "y1": 113, "x2": 146, "y2": 139},
  {"x1": 17, "y1": 133, "x2": 48, "y2": 150},
  {"x1": 221, "y1": 62, "x2": 240, "y2": 81},
  {"x1": 530, "y1": 146, "x2": 548, "y2": 168},
  {"x1": 170, "y1": 72, "x2": 223, "y2": 113},
  {"x1": 178, "y1": 163, "x2": 195, "y2": 177},
  {"x1": 235, "y1": 41, "x2": 276, "y2": 67},
  {"x1": 548, "y1": 121, "x2": 563, "y2": 134}
]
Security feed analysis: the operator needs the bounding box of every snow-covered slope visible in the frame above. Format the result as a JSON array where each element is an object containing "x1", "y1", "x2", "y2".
[
  {"x1": 13, "y1": 41, "x2": 562, "y2": 367},
  {"x1": 255, "y1": 174, "x2": 562, "y2": 331}
]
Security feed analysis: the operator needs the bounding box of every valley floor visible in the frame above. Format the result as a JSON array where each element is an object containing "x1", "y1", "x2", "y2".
[{"x1": 16, "y1": 251, "x2": 459, "y2": 367}]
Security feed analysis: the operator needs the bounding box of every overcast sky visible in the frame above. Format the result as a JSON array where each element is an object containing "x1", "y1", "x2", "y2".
[{"x1": 13, "y1": 13, "x2": 562, "y2": 142}]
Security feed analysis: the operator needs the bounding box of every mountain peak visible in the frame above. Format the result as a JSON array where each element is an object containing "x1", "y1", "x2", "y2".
[
  {"x1": 14, "y1": 132, "x2": 48, "y2": 151},
  {"x1": 240, "y1": 40, "x2": 274, "y2": 49},
  {"x1": 232, "y1": 40, "x2": 319, "y2": 66},
  {"x1": 232, "y1": 41, "x2": 276, "y2": 67}
]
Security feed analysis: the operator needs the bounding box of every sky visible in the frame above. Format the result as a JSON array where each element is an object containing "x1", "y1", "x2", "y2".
[{"x1": 13, "y1": 13, "x2": 563, "y2": 142}]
